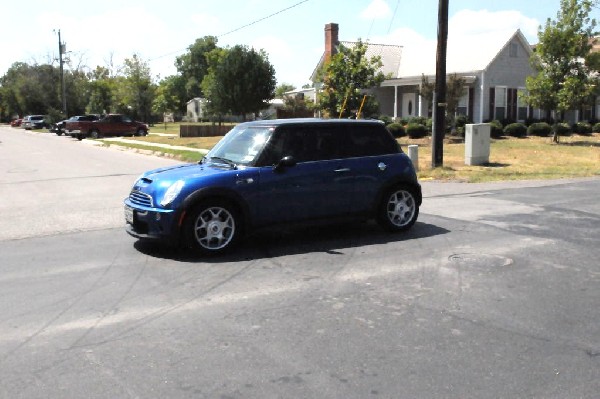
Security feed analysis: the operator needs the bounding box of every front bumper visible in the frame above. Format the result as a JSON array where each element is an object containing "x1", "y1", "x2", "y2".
[{"x1": 124, "y1": 199, "x2": 182, "y2": 244}]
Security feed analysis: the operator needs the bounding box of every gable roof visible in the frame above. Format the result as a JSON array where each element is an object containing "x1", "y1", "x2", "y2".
[
  {"x1": 398, "y1": 29, "x2": 533, "y2": 78},
  {"x1": 310, "y1": 41, "x2": 402, "y2": 82}
]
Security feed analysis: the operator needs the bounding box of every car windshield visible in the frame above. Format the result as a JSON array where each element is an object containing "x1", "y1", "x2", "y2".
[
  {"x1": 205, "y1": 125, "x2": 273, "y2": 166},
  {"x1": 31, "y1": 116, "x2": 44, "y2": 120}
]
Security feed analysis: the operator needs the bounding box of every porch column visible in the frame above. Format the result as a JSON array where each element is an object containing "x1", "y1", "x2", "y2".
[
  {"x1": 393, "y1": 85, "x2": 398, "y2": 119},
  {"x1": 418, "y1": 83, "x2": 423, "y2": 117}
]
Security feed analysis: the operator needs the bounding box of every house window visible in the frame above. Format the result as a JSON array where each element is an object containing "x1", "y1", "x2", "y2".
[
  {"x1": 457, "y1": 92, "x2": 468, "y2": 116},
  {"x1": 495, "y1": 86, "x2": 507, "y2": 120},
  {"x1": 509, "y1": 42, "x2": 518, "y2": 58},
  {"x1": 517, "y1": 88, "x2": 528, "y2": 121}
]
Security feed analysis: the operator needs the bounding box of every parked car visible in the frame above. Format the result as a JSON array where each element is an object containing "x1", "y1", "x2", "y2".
[
  {"x1": 65, "y1": 114, "x2": 148, "y2": 140},
  {"x1": 50, "y1": 120, "x2": 68, "y2": 135},
  {"x1": 21, "y1": 115, "x2": 47, "y2": 130},
  {"x1": 54, "y1": 115, "x2": 99, "y2": 136},
  {"x1": 124, "y1": 118, "x2": 422, "y2": 255},
  {"x1": 10, "y1": 118, "x2": 22, "y2": 127}
]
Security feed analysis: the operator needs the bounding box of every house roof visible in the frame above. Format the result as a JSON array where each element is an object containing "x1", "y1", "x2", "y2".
[
  {"x1": 310, "y1": 41, "x2": 402, "y2": 82},
  {"x1": 398, "y1": 29, "x2": 533, "y2": 78}
]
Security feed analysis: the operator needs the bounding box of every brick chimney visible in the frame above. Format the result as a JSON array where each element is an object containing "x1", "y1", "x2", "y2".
[{"x1": 324, "y1": 23, "x2": 339, "y2": 62}]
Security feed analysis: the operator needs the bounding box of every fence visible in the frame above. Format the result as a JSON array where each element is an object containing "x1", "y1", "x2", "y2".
[{"x1": 179, "y1": 124, "x2": 233, "y2": 137}]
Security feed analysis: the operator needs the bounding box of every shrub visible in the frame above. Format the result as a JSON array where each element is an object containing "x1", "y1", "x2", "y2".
[
  {"x1": 553, "y1": 123, "x2": 571, "y2": 136},
  {"x1": 386, "y1": 122, "x2": 405, "y2": 138},
  {"x1": 378, "y1": 115, "x2": 392, "y2": 125},
  {"x1": 593, "y1": 122, "x2": 600, "y2": 133},
  {"x1": 488, "y1": 120, "x2": 504, "y2": 138},
  {"x1": 409, "y1": 116, "x2": 428, "y2": 126},
  {"x1": 503, "y1": 122, "x2": 528, "y2": 137},
  {"x1": 572, "y1": 121, "x2": 592, "y2": 135},
  {"x1": 455, "y1": 114, "x2": 469, "y2": 129},
  {"x1": 527, "y1": 122, "x2": 552, "y2": 137},
  {"x1": 406, "y1": 123, "x2": 428, "y2": 139}
]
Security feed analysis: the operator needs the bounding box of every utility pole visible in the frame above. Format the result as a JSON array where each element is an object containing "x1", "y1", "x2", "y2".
[
  {"x1": 432, "y1": 0, "x2": 448, "y2": 168},
  {"x1": 57, "y1": 29, "x2": 67, "y2": 116}
]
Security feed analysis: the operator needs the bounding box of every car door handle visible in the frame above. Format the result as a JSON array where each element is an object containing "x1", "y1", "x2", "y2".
[{"x1": 334, "y1": 168, "x2": 351, "y2": 173}]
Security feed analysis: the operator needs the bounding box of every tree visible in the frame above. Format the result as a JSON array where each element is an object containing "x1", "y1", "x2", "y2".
[
  {"x1": 317, "y1": 40, "x2": 386, "y2": 119},
  {"x1": 524, "y1": 0, "x2": 598, "y2": 119},
  {"x1": 119, "y1": 54, "x2": 156, "y2": 121},
  {"x1": 275, "y1": 83, "x2": 296, "y2": 98},
  {"x1": 446, "y1": 73, "x2": 467, "y2": 123},
  {"x1": 418, "y1": 74, "x2": 435, "y2": 117},
  {"x1": 175, "y1": 36, "x2": 218, "y2": 101},
  {"x1": 86, "y1": 66, "x2": 114, "y2": 114},
  {"x1": 153, "y1": 75, "x2": 181, "y2": 125},
  {"x1": 202, "y1": 45, "x2": 276, "y2": 120}
]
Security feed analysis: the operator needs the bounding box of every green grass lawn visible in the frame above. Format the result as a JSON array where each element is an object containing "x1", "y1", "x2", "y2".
[{"x1": 400, "y1": 134, "x2": 600, "y2": 182}]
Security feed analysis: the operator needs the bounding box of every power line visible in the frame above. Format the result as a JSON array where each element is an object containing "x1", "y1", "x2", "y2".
[
  {"x1": 387, "y1": 0, "x2": 400, "y2": 34},
  {"x1": 219, "y1": 0, "x2": 308, "y2": 38},
  {"x1": 150, "y1": 0, "x2": 309, "y2": 62}
]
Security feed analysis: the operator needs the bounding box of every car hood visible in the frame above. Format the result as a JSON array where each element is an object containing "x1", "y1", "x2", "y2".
[
  {"x1": 132, "y1": 162, "x2": 244, "y2": 207},
  {"x1": 141, "y1": 162, "x2": 236, "y2": 181}
]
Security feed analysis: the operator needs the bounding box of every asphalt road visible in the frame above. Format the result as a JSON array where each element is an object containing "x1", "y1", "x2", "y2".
[{"x1": 1, "y1": 126, "x2": 599, "y2": 398}]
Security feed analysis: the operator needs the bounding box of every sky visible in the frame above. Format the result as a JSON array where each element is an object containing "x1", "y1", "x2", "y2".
[{"x1": 0, "y1": 0, "x2": 579, "y2": 88}]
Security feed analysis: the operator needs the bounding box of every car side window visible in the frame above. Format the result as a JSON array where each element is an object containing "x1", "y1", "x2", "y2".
[
  {"x1": 345, "y1": 125, "x2": 399, "y2": 157},
  {"x1": 313, "y1": 126, "x2": 342, "y2": 161}
]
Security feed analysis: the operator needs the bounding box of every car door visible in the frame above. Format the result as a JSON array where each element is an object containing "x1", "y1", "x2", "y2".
[
  {"x1": 254, "y1": 125, "x2": 356, "y2": 226},
  {"x1": 340, "y1": 124, "x2": 401, "y2": 213}
]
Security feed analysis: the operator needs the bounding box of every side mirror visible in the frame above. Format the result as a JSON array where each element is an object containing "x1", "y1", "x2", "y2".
[{"x1": 274, "y1": 156, "x2": 297, "y2": 172}]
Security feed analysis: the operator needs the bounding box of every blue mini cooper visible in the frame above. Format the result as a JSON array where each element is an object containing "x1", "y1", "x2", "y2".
[{"x1": 124, "y1": 119, "x2": 421, "y2": 255}]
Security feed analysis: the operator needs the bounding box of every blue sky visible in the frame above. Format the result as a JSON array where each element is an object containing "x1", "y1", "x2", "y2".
[{"x1": 1, "y1": 0, "x2": 575, "y2": 87}]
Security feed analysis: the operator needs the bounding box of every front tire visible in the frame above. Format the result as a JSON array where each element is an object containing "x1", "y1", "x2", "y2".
[
  {"x1": 377, "y1": 186, "x2": 419, "y2": 232},
  {"x1": 136, "y1": 128, "x2": 147, "y2": 137},
  {"x1": 90, "y1": 130, "x2": 100, "y2": 139},
  {"x1": 184, "y1": 201, "x2": 242, "y2": 255}
]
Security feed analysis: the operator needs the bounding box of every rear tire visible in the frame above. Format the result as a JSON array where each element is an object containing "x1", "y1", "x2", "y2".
[
  {"x1": 90, "y1": 130, "x2": 100, "y2": 139},
  {"x1": 377, "y1": 185, "x2": 419, "y2": 232},
  {"x1": 184, "y1": 200, "x2": 242, "y2": 255}
]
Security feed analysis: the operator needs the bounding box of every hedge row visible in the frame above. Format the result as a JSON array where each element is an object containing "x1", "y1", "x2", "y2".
[{"x1": 385, "y1": 119, "x2": 600, "y2": 139}]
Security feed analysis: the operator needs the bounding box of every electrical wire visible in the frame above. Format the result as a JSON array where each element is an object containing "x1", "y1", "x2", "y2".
[
  {"x1": 149, "y1": 0, "x2": 309, "y2": 62},
  {"x1": 387, "y1": 0, "x2": 400, "y2": 34}
]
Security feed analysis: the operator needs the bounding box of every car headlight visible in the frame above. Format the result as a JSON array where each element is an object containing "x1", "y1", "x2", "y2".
[{"x1": 160, "y1": 180, "x2": 185, "y2": 206}]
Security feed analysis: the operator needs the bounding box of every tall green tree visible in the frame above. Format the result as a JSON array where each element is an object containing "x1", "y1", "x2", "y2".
[
  {"x1": 119, "y1": 54, "x2": 155, "y2": 121},
  {"x1": 152, "y1": 75, "x2": 182, "y2": 123},
  {"x1": 202, "y1": 45, "x2": 276, "y2": 120},
  {"x1": 175, "y1": 36, "x2": 218, "y2": 101},
  {"x1": 86, "y1": 66, "x2": 114, "y2": 114},
  {"x1": 524, "y1": 0, "x2": 598, "y2": 119},
  {"x1": 317, "y1": 40, "x2": 386, "y2": 118}
]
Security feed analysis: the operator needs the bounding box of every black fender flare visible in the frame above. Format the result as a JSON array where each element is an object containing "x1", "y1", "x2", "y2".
[
  {"x1": 179, "y1": 187, "x2": 252, "y2": 232},
  {"x1": 372, "y1": 178, "x2": 422, "y2": 215}
]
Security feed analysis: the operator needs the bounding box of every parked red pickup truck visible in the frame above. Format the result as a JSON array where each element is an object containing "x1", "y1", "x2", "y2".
[{"x1": 65, "y1": 114, "x2": 149, "y2": 140}]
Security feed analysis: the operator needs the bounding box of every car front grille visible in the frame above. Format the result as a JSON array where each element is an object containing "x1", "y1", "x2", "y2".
[{"x1": 129, "y1": 190, "x2": 153, "y2": 207}]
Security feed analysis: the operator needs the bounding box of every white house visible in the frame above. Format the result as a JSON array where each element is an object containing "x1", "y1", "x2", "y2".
[
  {"x1": 312, "y1": 23, "x2": 540, "y2": 123},
  {"x1": 185, "y1": 97, "x2": 206, "y2": 122}
]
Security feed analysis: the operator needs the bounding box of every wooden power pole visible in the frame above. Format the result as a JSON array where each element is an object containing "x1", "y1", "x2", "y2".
[{"x1": 432, "y1": 0, "x2": 449, "y2": 168}]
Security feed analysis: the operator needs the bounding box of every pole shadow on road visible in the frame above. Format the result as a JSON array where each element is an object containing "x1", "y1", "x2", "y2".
[{"x1": 132, "y1": 221, "x2": 450, "y2": 263}]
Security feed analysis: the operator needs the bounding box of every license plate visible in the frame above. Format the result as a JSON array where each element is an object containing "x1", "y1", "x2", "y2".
[{"x1": 124, "y1": 205, "x2": 134, "y2": 224}]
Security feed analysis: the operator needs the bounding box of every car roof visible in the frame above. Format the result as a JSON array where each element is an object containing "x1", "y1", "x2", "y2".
[{"x1": 237, "y1": 118, "x2": 385, "y2": 129}]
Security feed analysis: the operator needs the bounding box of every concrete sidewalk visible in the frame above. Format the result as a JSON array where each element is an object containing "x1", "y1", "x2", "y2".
[{"x1": 100, "y1": 136, "x2": 209, "y2": 154}]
